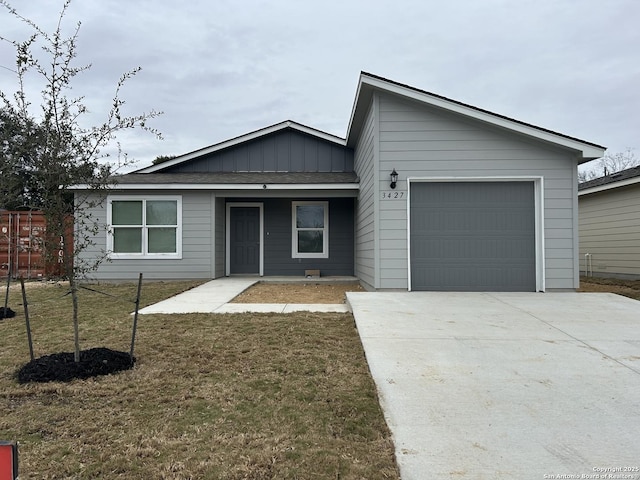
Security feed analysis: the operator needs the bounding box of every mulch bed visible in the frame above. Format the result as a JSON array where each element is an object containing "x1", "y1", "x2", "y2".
[{"x1": 17, "y1": 347, "x2": 135, "y2": 383}]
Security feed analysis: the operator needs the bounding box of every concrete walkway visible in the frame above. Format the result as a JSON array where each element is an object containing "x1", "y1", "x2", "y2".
[
  {"x1": 138, "y1": 277, "x2": 351, "y2": 314},
  {"x1": 346, "y1": 291, "x2": 640, "y2": 480}
]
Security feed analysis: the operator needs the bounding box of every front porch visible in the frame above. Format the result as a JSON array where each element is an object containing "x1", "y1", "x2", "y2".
[{"x1": 222, "y1": 197, "x2": 356, "y2": 277}]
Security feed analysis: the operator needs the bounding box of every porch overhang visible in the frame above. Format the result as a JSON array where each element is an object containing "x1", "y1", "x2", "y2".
[
  {"x1": 70, "y1": 172, "x2": 360, "y2": 195},
  {"x1": 72, "y1": 184, "x2": 360, "y2": 199},
  {"x1": 71, "y1": 183, "x2": 360, "y2": 191}
]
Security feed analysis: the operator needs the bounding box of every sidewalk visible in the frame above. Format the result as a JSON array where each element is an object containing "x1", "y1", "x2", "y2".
[{"x1": 138, "y1": 277, "x2": 351, "y2": 314}]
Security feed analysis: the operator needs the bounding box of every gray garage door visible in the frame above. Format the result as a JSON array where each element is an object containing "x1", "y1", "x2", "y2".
[{"x1": 410, "y1": 181, "x2": 536, "y2": 291}]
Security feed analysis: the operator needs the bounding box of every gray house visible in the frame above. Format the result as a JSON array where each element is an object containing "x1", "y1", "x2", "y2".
[
  {"x1": 75, "y1": 72, "x2": 605, "y2": 291},
  {"x1": 579, "y1": 167, "x2": 640, "y2": 278}
]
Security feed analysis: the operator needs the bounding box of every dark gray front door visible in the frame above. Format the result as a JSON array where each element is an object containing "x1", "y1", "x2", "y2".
[
  {"x1": 410, "y1": 181, "x2": 536, "y2": 291},
  {"x1": 230, "y1": 207, "x2": 260, "y2": 274}
]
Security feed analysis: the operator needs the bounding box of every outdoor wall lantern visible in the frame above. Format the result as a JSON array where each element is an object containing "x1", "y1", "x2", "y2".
[{"x1": 390, "y1": 169, "x2": 399, "y2": 189}]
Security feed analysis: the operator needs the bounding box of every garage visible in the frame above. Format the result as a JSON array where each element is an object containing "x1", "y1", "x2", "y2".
[{"x1": 409, "y1": 181, "x2": 536, "y2": 291}]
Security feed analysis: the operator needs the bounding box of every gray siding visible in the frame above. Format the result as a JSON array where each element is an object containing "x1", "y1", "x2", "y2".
[
  {"x1": 353, "y1": 99, "x2": 377, "y2": 290},
  {"x1": 81, "y1": 191, "x2": 214, "y2": 281},
  {"x1": 235, "y1": 197, "x2": 355, "y2": 276},
  {"x1": 80, "y1": 190, "x2": 355, "y2": 280},
  {"x1": 579, "y1": 185, "x2": 640, "y2": 277},
  {"x1": 165, "y1": 130, "x2": 354, "y2": 174},
  {"x1": 375, "y1": 93, "x2": 579, "y2": 289}
]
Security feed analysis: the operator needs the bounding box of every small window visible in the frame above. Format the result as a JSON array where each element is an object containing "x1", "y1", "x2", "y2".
[
  {"x1": 108, "y1": 196, "x2": 181, "y2": 258},
  {"x1": 292, "y1": 201, "x2": 328, "y2": 258}
]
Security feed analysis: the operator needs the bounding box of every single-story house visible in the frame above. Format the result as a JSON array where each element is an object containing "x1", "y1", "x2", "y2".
[
  {"x1": 75, "y1": 72, "x2": 605, "y2": 291},
  {"x1": 579, "y1": 166, "x2": 640, "y2": 278}
]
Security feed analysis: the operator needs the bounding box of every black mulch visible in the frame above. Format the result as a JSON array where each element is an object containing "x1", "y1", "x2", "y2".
[
  {"x1": 0, "y1": 307, "x2": 16, "y2": 319},
  {"x1": 17, "y1": 347, "x2": 135, "y2": 383}
]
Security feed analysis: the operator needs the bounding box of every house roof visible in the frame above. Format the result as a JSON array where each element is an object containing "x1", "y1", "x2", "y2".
[
  {"x1": 70, "y1": 172, "x2": 360, "y2": 191},
  {"x1": 137, "y1": 120, "x2": 346, "y2": 174},
  {"x1": 132, "y1": 72, "x2": 606, "y2": 177},
  {"x1": 116, "y1": 172, "x2": 358, "y2": 185},
  {"x1": 578, "y1": 166, "x2": 640, "y2": 196},
  {"x1": 346, "y1": 72, "x2": 606, "y2": 162}
]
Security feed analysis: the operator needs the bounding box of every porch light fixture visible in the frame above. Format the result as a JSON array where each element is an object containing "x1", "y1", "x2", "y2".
[{"x1": 390, "y1": 169, "x2": 398, "y2": 189}]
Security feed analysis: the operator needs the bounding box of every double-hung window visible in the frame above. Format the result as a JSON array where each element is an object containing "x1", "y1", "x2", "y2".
[
  {"x1": 108, "y1": 196, "x2": 182, "y2": 258},
  {"x1": 292, "y1": 201, "x2": 328, "y2": 258}
]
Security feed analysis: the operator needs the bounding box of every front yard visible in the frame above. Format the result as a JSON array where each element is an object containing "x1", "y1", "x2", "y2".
[
  {"x1": 0, "y1": 281, "x2": 399, "y2": 479},
  {"x1": 579, "y1": 275, "x2": 640, "y2": 300}
]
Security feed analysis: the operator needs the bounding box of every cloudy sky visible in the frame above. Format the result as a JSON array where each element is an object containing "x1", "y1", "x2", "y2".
[{"x1": 1, "y1": 0, "x2": 638, "y2": 173}]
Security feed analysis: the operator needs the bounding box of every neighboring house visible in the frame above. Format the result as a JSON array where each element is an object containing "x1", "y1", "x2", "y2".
[
  {"x1": 579, "y1": 167, "x2": 640, "y2": 278},
  {"x1": 74, "y1": 72, "x2": 605, "y2": 291}
]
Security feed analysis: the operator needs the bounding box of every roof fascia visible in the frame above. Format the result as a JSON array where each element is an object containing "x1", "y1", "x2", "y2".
[
  {"x1": 138, "y1": 121, "x2": 347, "y2": 173},
  {"x1": 579, "y1": 176, "x2": 640, "y2": 196},
  {"x1": 69, "y1": 183, "x2": 360, "y2": 191},
  {"x1": 347, "y1": 73, "x2": 606, "y2": 160},
  {"x1": 346, "y1": 78, "x2": 371, "y2": 149}
]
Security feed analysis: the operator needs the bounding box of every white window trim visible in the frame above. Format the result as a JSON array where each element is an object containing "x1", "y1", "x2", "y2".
[
  {"x1": 291, "y1": 201, "x2": 329, "y2": 259},
  {"x1": 107, "y1": 195, "x2": 183, "y2": 260}
]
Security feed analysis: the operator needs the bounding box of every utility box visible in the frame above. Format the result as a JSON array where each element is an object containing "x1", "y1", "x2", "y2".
[
  {"x1": 0, "y1": 441, "x2": 18, "y2": 480},
  {"x1": 305, "y1": 269, "x2": 320, "y2": 278}
]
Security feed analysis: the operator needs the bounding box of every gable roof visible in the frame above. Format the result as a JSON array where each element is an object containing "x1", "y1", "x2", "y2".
[
  {"x1": 346, "y1": 72, "x2": 606, "y2": 162},
  {"x1": 137, "y1": 120, "x2": 346, "y2": 174},
  {"x1": 136, "y1": 72, "x2": 606, "y2": 175},
  {"x1": 579, "y1": 166, "x2": 640, "y2": 196}
]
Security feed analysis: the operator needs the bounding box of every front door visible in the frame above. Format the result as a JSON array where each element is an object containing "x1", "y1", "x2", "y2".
[{"x1": 229, "y1": 206, "x2": 261, "y2": 274}]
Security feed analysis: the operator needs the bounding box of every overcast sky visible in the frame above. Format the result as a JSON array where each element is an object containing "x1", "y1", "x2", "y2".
[{"x1": 1, "y1": 0, "x2": 638, "y2": 173}]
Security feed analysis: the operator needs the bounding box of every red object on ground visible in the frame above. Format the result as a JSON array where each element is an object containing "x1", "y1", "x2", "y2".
[{"x1": 0, "y1": 442, "x2": 17, "y2": 480}]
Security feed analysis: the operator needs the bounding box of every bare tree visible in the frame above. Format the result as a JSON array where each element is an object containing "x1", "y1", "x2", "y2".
[
  {"x1": 579, "y1": 148, "x2": 638, "y2": 183},
  {"x1": 0, "y1": 0, "x2": 162, "y2": 362}
]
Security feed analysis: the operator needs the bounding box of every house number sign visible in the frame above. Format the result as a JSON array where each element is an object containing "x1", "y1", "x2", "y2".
[{"x1": 381, "y1": 191, "x2": 406, "y2": 200}]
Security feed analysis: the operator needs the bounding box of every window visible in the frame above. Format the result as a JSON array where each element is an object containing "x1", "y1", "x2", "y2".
[
  {"x1": 292, "y1": 201, "x2": 328, "y2": 258},
  {"x1": 108, "y1": 196, "x2": 182, "y2": 258}
]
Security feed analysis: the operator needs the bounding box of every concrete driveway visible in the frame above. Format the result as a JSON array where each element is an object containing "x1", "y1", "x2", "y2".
[{"x1": 346, "y1": 291, "x2": 640, "y2": 480}]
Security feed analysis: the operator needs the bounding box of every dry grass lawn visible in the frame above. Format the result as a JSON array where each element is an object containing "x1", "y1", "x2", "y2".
[
  {"x1": 231, "y1": 282, "x2": 366, "y2": 304},
  {"x1": 579, "y1": 276, "x2": 640, "y2": 301},
  {"x1": 0, "y1": 281, "x2": 399, "y2": 479}
]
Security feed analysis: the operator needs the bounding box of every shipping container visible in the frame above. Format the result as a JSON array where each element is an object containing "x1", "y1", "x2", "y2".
[{"x1": 0, "y1": 211, "x2": 73, "y2": 279}]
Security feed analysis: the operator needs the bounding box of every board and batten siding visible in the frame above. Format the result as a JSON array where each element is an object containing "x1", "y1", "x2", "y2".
[
  {"x1": 79, "y1": 191, "x2": 215, "y2": 280},
  {"x1": 255, "y1": 197, "x2": 355, "y2": 276},
  {"x1": 374, "y1": 93, "x2": 579, "y2": 290},
  {"x1": 165, "y1": 130, "x2": 354, "y2": 174},
  {"x1": 579, "y1": 185, "x2": 640, "y2": 277},
  {"x1": 353, "y1": 98, "x2": 377, "y2": 290}
]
